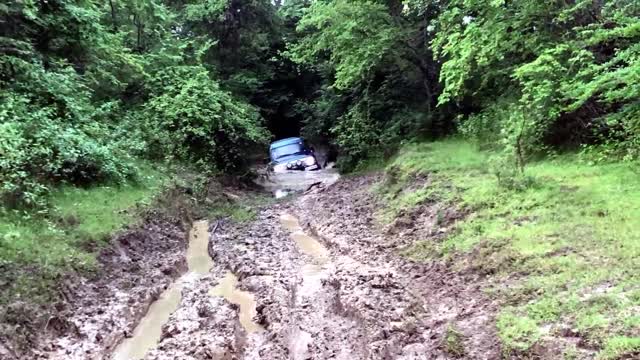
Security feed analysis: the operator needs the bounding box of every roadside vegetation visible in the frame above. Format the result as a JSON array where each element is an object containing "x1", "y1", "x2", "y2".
[
  {"x1": 0, "y1": 163, "x2": 169, "y2": 304},
  {"x1": 380, "y1": 139, "x2": 640, "y2": 358}
]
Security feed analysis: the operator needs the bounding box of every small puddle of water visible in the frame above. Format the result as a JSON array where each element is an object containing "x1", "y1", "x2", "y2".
[
  {"x1": 279, "y1": 213, "x2": 331, "y2": 357},
  {"x1": 279, "y1": 214, "x2": 329, "y2": 263},
  {"x1": 280, "y1": 213, "x2": 330, "y2": 297},
  {"x1": 112, "y1": 220, "x2": 211, "y2": 360},
  {"x1": 111, "y1": 282, "x2": 183, "y2": 360},
  {"x1": 209, "y1": 272, "x2": 263, "y2": 333},
  {"x1": 186, "y1": 220, "x2": 214, "y2": 275}
]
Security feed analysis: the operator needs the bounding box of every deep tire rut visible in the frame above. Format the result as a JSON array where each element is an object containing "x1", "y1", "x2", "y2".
[{"x1": 142, "y1": 175, "x2": 498, "y2": 360}]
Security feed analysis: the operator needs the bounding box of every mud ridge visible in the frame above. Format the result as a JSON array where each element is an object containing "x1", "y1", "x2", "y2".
[
  {"x1": 147, "y1": 173, "x2": 501, "y2": 359},
  {"x1": 23, "y1": 215, "x2": 189, "y2": 360}
]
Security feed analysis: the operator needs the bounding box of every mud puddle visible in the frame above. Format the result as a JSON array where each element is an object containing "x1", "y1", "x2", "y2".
[
  {"x1": 256, "y1": 168, "x2": 340, "y2": 198},
  {"x1": 111, "y1": 282, "x2": 183, "y2": 360},
  {"x1": 209, "y1": 272, "x2": 263, "y2": 333},
  {"x1": 185, "y1": 220, "x2": 213, "y2": 274},
  {"x1": 112, "y1": 220, "x2": 210, "y2": 360},
  {"x1": 280, "y1": 213, "x2": 329, "y2": 263},
  {"x1": 280, "y1": 213, "x2": 330, "y2": 298}
]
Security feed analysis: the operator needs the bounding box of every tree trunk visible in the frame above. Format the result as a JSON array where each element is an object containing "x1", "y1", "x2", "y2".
[{"x1": 109, "y1": 0, "x2": 118, "y2": 32}]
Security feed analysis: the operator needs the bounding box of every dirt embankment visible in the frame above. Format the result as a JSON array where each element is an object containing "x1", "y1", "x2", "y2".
[
  {"x1": 0, "y1": 185, "x2": 211, "y2": 360},
  {"x1": 143, "y1": 173, "x2": 501, "y2": 359}
]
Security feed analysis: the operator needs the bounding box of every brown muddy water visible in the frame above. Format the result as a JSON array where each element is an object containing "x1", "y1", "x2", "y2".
[
  {"x1": 280, "y1": 213, "x2": 329, "y2": 263},
  {"x1": 280, "y1": 213, "x2": 330, "y2": 297},
  {"x1": 256, "y1": 168, "x2": 340, "y2": 198},
  {"x1": 185, "y1": 220, "x2": 214, "y2": 274},
  {"x1": 112, "y1": 220, "x2": 211, "y2": 360},
  {"x1": 209, "y1": 272, "x2": 263, "y2": 333}
]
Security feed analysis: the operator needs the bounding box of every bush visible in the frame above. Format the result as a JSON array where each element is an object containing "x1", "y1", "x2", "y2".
[
  {"x1": 142, "y1": 66, "x2": 270, "y2": 173},
  {"x1": 332, "y1": 96, "x2": 429, "y2": 171},
  {"x1": 0, "y1": 66, "x2": 137, "y2": 208}
]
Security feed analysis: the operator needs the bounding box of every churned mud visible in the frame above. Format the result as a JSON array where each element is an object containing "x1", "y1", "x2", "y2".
[
  {"x1": 291, "y1": 175, "x2": 500, "y2": 359},
  {"x1": 21, "y1": 170, "x2": 500, "y2": 359},
  {"x1": 112, "y1": 220, "x2": 211, "y2": 360},
  {"x1": 139, "y1": 172, "x2": 499, "y2": 359}
]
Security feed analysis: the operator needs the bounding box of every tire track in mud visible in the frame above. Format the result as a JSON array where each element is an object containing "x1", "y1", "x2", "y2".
[
  {"x1": 141, "y1": 173, "x2": 498, "y2": 359},
  {"x1": 113, "y1": 220, "x2": 212, "y2": 360},
  {"x1": 150, "y1": 206, "x2": 378, "y2": 359},
  {"x1": 144, "y1": 208, "x2": 443, "y2": 357}
]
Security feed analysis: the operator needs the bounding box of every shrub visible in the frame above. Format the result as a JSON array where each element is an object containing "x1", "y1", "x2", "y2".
[
  {"x1": 142, "y1": 66, "x2": 270, "y2": 173},
  {"x1": 0, "y1": 86, "x2": 136, "y2": 208}
]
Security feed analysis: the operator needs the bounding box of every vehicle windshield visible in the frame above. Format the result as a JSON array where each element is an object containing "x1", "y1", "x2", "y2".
[{"x1": 272, "y1": 143, "x2": 304, "y2": 159}]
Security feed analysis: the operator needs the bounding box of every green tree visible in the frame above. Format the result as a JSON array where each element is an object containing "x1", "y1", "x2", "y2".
[{"x1": 287, "y1": 0, "x2": 443, "y2": 169}]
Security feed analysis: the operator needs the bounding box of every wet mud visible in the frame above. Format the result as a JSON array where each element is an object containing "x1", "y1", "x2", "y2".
[
  {"x1": 141, "y1": 172, "x2": 499, "y2": 359},
  {"x1": 31, "y1": 217, "x2": 188, "y2": 360},
  {"x1": 291, "y1": 174, "x2": 500, "y2": 359},
  {"x1": 25, "y1": 171, "x2": 500, "y2": 359},
  {"x1": 209, "y1": 272, "x2": 263, "y2": 333},
  {"x1": 112, "y1": 220, "x2": 212, "y2": 360},
  {"x1": 255, "y1": 168, "x2": 340, "y2": 198}
]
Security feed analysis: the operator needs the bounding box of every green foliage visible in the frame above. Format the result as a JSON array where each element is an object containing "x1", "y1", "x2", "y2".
[
  {"x1": 142, "y1": 66, "x2": 269, "y2": 172},
  {"x1": 434, "y1": 0, "x2": 640, "y2": 170},
  {"x1": 497, "y1": 311, "x2": 541, "y2": 354},
  {"x1": 290, "y1": 0, "x2": 400, "y2": 90},
  {"x1": 288, "y1": 0, "x2": 440, "y2": 169},
  {"x1": 0, "y1": 0, "x2": 276, "y2": 208},
  {"x1": 599, "y1": 336, "x2": 640, "y2": 360},
  {"x1": 0, "y1": 79, "x2": 136, "y2": 208},
  {"x1": 0, "y1": 0, "x2": 168, "y2": 208},
  {"x1": 0, "y1": 163, "x2": 169, "y2": 303},
  {"x1": 389, "y1": 139, "x2": 640, "y2": 356},
  {"x1": 182, "y1": 0, "x2": 284, "y2": 96}
]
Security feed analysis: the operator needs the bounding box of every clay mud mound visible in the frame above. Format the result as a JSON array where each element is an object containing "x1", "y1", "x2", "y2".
[{"x1": 14, "y1": 216, "x2": 188, "y2": 360}]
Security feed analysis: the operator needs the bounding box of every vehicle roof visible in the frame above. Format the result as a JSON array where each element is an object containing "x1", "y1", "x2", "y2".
[{"x1": 270, "y1": 137, "x2": 302, "y2": 150}]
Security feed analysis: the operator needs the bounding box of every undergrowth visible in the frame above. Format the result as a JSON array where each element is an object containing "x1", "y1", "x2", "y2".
[
  {"x1": 382, "y1": 139, "x2": 640, "y2": 358},
  {"x1": 0, "y1": 162, "x2": 170, "y2": 305}
]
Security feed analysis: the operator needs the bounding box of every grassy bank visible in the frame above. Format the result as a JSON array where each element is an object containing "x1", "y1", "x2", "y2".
[
  {"x1": 0, "y1": 163, "x2": 172, "y2": 304},
  {"x1": 382, "y1": 139, "x2": 640, "y2": 359}
]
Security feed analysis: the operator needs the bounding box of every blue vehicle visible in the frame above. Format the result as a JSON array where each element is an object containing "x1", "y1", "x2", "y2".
[{"x1": 269, "y1": 137, "x2": 320, "y2": 172}]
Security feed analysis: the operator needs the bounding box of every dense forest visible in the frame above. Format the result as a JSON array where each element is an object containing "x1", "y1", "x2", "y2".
[{"x1": 2, "y1": 0, "x2": 639, "y2": 208}]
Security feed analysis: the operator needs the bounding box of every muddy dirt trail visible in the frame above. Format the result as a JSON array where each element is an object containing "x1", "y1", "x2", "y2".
[
  {"x1": 107, "y1": 172, "x2": 498, "y2": 359},
  {"x1": 25, "y1": 171, "x2": 498, "y2": 359}
]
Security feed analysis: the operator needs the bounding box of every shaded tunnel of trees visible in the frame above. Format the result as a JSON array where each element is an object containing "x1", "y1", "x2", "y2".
[{"x1": 1, "y1": 0, "x2": 639, "y2": 207}]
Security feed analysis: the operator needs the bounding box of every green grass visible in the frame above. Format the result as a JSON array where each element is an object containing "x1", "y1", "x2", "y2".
[
  {"x1": 383, "y1": 139, "x2": 640, "y2": 358},
  {"x1": 443, "y1": 324, "x2": 466, "y2": 358},
  {"x1": 599, "y1": 337, "x2": 640, "y2": 359},
  {"x1": 0, "y1": 163, "x2": 170, "y2": 304}
]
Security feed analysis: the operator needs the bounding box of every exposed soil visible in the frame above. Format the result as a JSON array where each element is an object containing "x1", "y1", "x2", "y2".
[
  {"x1": 138, "y1": 173, "x2": 500, "y2": 359},
  {"x1": 8, "y1": 172, "x2": 502, "y2": 359}
]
